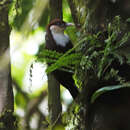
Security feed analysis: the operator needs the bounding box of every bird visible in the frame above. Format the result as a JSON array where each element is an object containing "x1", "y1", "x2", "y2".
[{"x1": 45, "y1": 19, "x2": 79, "y2": 99}]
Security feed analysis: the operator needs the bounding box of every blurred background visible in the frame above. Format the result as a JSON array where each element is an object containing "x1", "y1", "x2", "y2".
[{"x1": 9, "y1": 0, "x2": 75, "y2": 129}]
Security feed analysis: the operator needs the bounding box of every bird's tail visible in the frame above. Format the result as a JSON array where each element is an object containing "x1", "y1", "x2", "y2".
[{"x1": 67, "y1": 85, "x2": 79, "y2": 99}]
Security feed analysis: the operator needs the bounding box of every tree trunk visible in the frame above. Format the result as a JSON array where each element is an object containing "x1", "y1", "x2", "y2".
[
  {"x1": 47, "y1": 0, "x2": 62, "y2": 127},
  {"x1": 0, "y1": 0, "x2": 15, "y2": 129},
  {"x1": 49, "y1": 0, "x2": 62, "y2": 21},
  {"x1": 84, "y1": 0, "x2": 130, "y2": 129}
]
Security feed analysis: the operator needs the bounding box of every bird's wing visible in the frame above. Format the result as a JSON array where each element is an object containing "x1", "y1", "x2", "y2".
[{"x1": 45, "y1": 33, "x2": 54, "y2": 50}]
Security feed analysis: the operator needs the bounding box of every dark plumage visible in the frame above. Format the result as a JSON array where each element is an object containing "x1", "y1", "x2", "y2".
[{"x1": 45, "y1": 19, "x2": 79, "y2": 99}]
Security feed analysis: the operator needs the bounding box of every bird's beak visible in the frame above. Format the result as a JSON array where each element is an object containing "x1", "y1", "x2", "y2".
[{"x1": 65, "y1": 22, "x2": 75, "y2": 27}]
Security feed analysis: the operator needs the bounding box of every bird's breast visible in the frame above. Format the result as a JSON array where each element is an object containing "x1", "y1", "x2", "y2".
[{"x1": 51, "y1": 32, "x2": 70, "y2": 47}]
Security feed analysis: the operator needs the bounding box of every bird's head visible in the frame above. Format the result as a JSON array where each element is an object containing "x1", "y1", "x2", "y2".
[{"x1": 47, "y1": 19, "x2": 74, "y2": 33}]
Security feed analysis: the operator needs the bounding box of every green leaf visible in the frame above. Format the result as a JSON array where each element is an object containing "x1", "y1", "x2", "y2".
[
  {"x1": 46, "y1": 53, "x2": 81, "y2": 73},
  {"x1": 15, "y1": 93, "x2": 27, "y2": 108},
  {"x1": 12, "y1": 0, "x2": 35, "y2": 30},
  {"x1": 91, "y1": 83, "x2": 130, "y2": 104}
]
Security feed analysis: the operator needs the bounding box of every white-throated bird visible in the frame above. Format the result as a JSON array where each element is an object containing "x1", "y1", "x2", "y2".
[{"x1": 45, "y1": 19, "x2": 79, "y2": 99}]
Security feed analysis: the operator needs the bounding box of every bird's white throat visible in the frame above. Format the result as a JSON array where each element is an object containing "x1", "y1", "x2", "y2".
[
  {"x1": 51, "y1": 32, "x2": 69, "y2": 47},
  {"x1": 50, "y1": 26, "x2": 69, "y2": 47}
]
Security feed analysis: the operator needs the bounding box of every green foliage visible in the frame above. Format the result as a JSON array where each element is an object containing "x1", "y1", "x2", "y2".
[
  {"x1": 15, "y1": 93, "x2": 27, "y2": 108},
  {"x1": 46, "y1": 53, "x2": 81, "y2": 73},
  {"x1": 63, "y1": 0, "x2": 73, "y2": 22},
  {"x1": 10, "y1": 0, "x2": 35, "y2": 30},
  {"x1": 9, "y1": 0, "x2": 72, "y2": 30},
  {"x1": 63, "y1": 101, "x2": 86, "y2": 130},
  {"x1": 36, "y1": 44, "x2": 82, "y2": 74},
  {"x1": 65, "y1": 27, "x2": 78, "y2": 44},
  {"x1": 36, "y1": 16, "x2": 130, "y2": 103},
  {"x1": 37, "y1": 44, "x2": 63, "y2": 63},
  {"x1": 75, "y1": 16, "x2": 130, "y2": 83}
]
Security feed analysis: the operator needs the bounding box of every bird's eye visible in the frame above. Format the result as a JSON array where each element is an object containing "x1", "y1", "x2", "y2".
[{"x1": 56, "y1": 22, "x2": 65, "y2": 27}]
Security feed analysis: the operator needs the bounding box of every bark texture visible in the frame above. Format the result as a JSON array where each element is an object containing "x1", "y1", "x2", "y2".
[
  {"x1": 0, "y1": 0, "x2": 15, "y2": 129},
  {"x1": 47, "y1": 0, "x2": 62, "y2": 126},
  {"x1": 49, "y1": 0, "x2": 62, "y2": 21}
]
